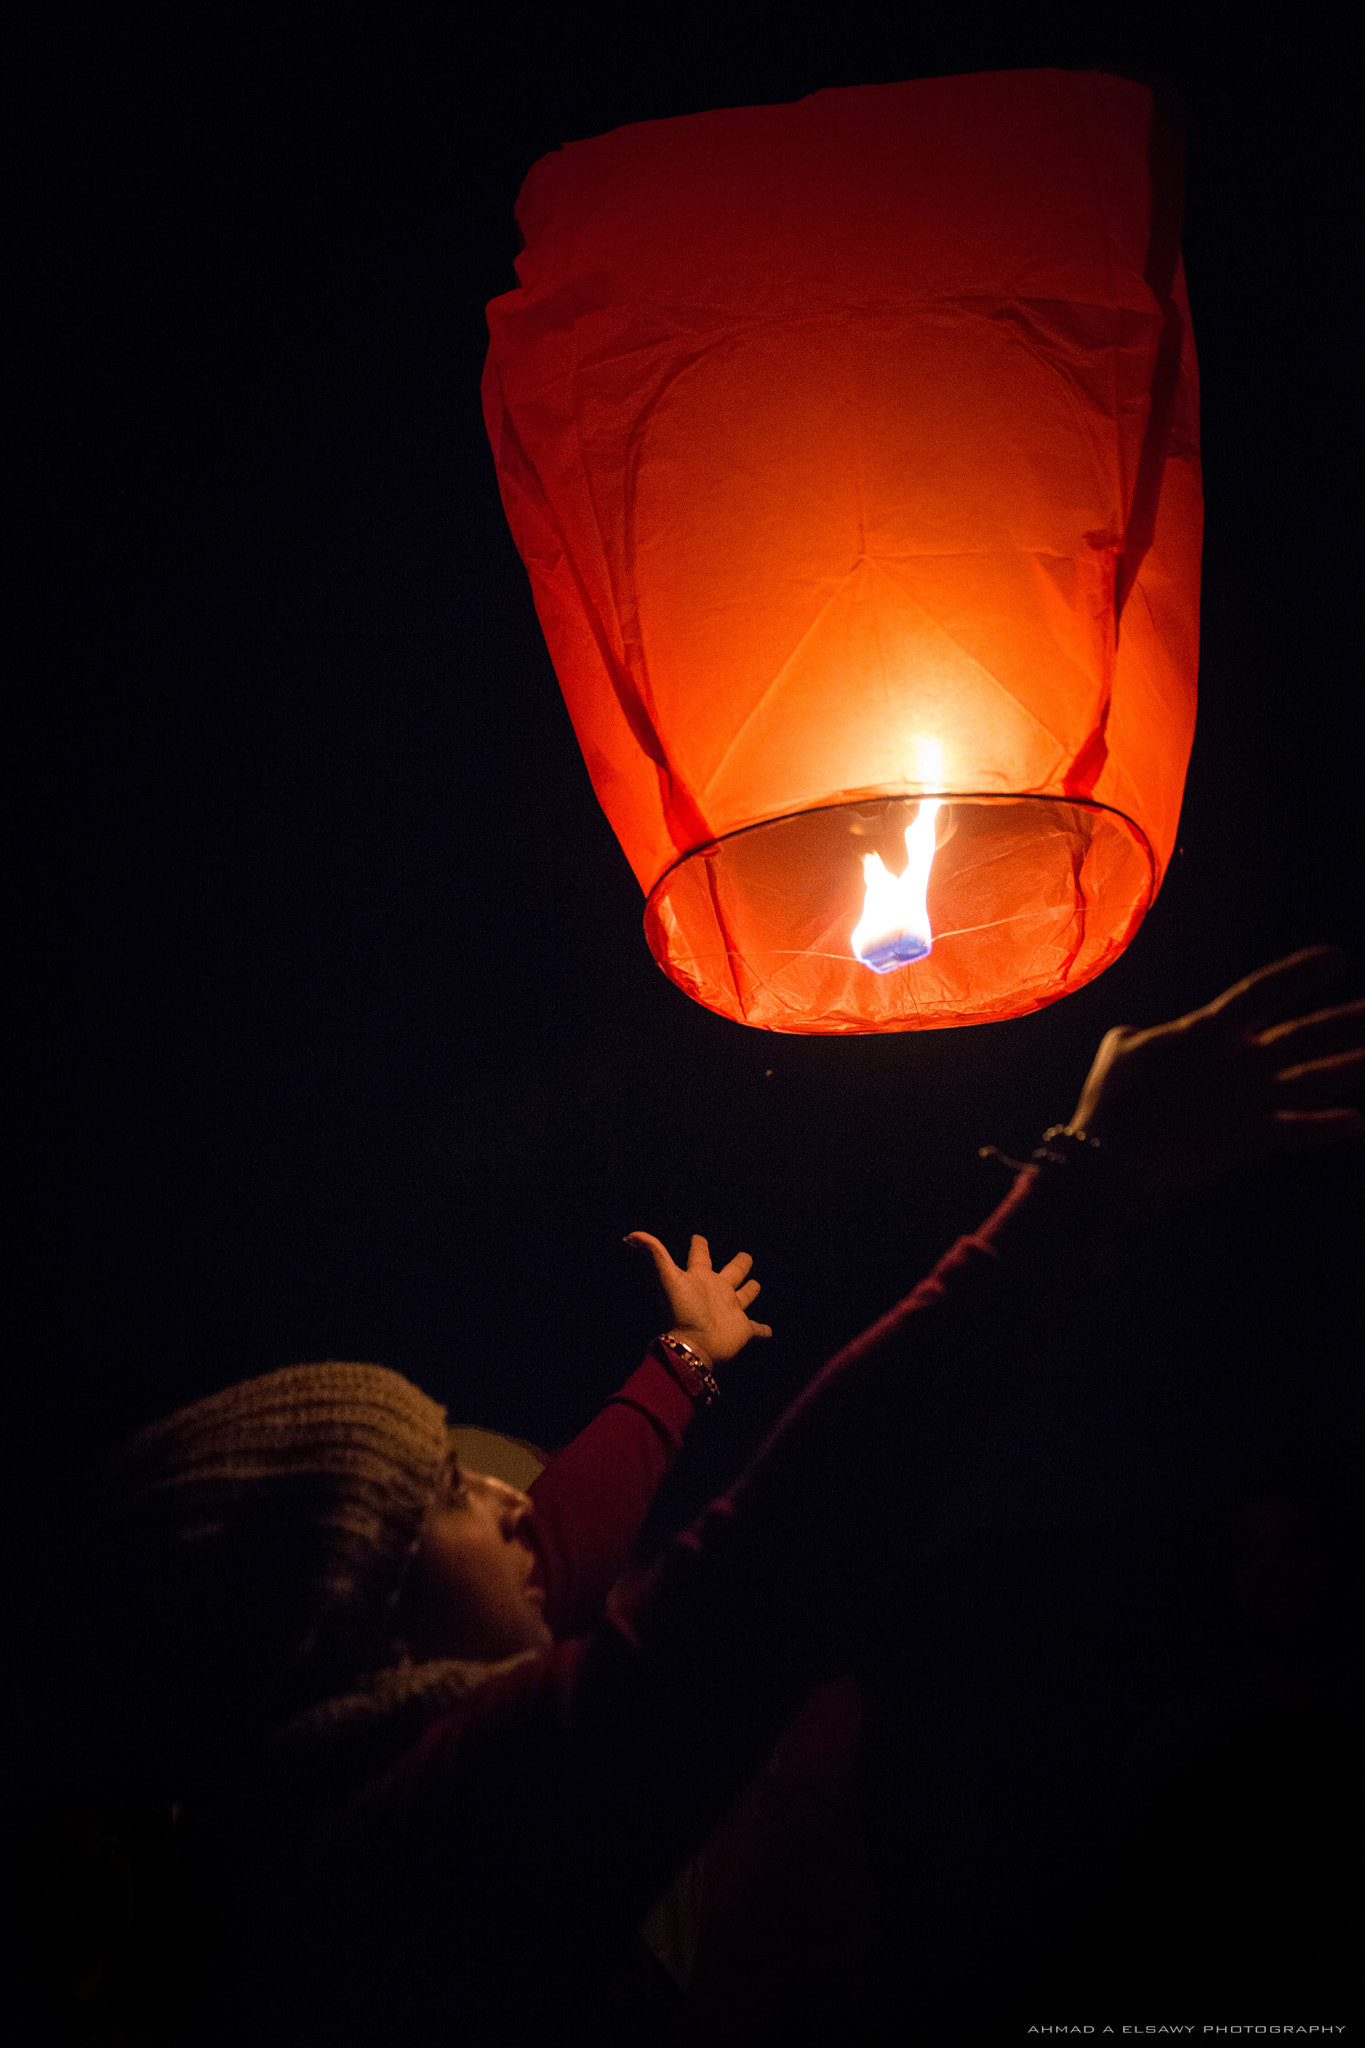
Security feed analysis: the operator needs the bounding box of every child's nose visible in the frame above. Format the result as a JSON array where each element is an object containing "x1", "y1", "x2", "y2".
[{"x1": 494, "y1": 1479, "x2": 533, "y2": 1528}]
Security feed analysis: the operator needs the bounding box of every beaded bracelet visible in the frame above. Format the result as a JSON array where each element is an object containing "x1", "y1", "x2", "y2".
[
  {"x1": 651, "y1": 1332, "x2": 721, "y2": 1406},
  {"x1": 980, "y1": 1124, "x2": 1124, "y2": 1179},
  {"x1": 979, "y1": 1125, "x2": 1151, "y2": 1262}
]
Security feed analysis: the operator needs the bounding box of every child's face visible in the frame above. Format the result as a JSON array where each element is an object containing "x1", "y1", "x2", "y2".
[{"x1": 398, "y1": 1456, "x2": 553, "y2": 1661}]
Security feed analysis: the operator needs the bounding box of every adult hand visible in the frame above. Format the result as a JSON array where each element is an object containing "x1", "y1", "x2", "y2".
[
  {"x1": 1068, "y1": 947, "x2": 1365, "y2": 1198},
  {"x1": 624, "y1": 1232, "x2": 773, "y2": 1366}
]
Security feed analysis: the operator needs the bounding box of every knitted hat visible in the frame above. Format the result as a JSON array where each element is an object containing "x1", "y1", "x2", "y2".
[{"x1": 102, "y1": 1362, "x2": 450, "y2": 1762}]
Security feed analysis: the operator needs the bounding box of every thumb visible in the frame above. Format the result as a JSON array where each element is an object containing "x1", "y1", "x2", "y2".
[{"x1": 623, "y1": 1231, "x2": 681, "y2": 1281}]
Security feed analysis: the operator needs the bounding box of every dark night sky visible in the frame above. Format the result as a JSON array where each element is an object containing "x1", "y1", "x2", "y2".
[
  {"x1": 7, "y1": 9, "x2": 1363, "y2": 2029},
  {"x1": 11, "y1": 7, "x2": 1361, "y2": 1626}
]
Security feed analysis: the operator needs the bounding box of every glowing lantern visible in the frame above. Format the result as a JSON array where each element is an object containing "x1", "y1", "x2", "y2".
[{"x1": 483, "y1": 69, "x2": 1200, "y2": 1031}]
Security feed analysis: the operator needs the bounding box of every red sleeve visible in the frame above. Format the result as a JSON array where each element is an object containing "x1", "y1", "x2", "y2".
[{"x1": 528, "y1": 1352, "x2": 698, "y2": 1635}]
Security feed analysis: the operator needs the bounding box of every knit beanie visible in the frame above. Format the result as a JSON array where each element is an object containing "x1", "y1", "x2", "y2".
[{"x1": 101, "y1": 1363, "x2": 450, "y2": 1766}]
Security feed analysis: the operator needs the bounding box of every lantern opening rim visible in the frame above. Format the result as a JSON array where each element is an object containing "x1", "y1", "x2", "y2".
[
  {"x1": 640, "y1": 791, "x2": 1160, "y2": 1033},
  {"x1": 643, "y1": 790, "x2": 1156, "y2": 912}
]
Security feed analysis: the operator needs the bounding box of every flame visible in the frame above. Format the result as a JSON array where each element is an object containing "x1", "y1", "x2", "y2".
[
  {"x1": 851, "y1": 746, "x2": 945, "y2": 973},
  {"x1": 851, "y1": 803, "x2": 941, "y2": 972}
]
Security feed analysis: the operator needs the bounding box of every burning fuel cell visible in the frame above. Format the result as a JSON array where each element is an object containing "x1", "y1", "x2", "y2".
[
  {"x1": 851, "y1": 738, "x2": 943, "y2": 973},
  {"x1": 851, "y1": 802, "x2": 942, "y2": 972}
]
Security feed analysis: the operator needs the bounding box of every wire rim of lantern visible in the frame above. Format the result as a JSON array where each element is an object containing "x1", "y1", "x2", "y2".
[
  {"x1": 640, "y1": 792, "x2": 1159, "y2": 1034},
  {"x1": 642, "y1": 791, "x2": 1157, "y2": 906}
]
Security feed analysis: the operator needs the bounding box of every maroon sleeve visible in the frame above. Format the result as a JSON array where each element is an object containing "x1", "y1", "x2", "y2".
[{"x1": 528, "y1": 1351, "x2": 699, "y2": 1635}]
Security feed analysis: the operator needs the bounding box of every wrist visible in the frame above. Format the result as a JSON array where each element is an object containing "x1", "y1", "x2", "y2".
[
  {"x1": 664, "y1": 1326, "x2": 714, "y2": 1365},
  {"x1": 1061, "y1": 1114, "x2": 1159, "y2": 1200},
  {"x1": 978, "y1": 1123, "x2": 1154, "y2": 1272},
  {"x1": 653, "y1": 1331, "x2": 721, "y2": 1405},
  {"x1": 1031, "y1": 1124, "x2": 1156, "y2": 1263}
]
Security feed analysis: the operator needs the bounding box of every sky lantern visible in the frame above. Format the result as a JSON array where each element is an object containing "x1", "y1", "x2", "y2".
[{"x1": 482, "y1": 70, "x2": 1201, "y2": 1032}]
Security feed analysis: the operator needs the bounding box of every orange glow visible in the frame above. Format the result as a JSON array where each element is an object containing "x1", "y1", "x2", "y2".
[{"x1": 484, "y1": 71, "x2": 1200, "y2": 1031}]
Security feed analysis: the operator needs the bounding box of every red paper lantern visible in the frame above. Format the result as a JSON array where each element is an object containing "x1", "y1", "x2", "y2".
[{"x1": 483, "y1": 70, "x2": 1200, "y2": 1031}]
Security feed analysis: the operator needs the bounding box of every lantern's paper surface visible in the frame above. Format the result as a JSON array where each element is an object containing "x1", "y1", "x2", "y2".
[{"x1": 483, "y1": 70, "x2": 1200, "y2": 1031}]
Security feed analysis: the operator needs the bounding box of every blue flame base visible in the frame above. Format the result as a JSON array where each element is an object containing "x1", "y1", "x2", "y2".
[{"x1": 858, "y1": 934, "x2": 932, "y2": 974}]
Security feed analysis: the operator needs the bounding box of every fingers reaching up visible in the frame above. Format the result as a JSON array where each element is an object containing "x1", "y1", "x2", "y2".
[
  {"x1": 1204, "y1": 945, "x2": 1349, "y2": 1030},
  {"x1": 1070, "y1": 946, "x2": 1365, "y2": 1195},
  {"x1": 624, "y1": 1230, "x2": 773, "y2": 1365}
]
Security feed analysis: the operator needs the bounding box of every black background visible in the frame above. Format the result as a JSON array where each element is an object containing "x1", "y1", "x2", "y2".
[{"x1": 9, "y1": 0, "x2": 1363, "y2": 2026}]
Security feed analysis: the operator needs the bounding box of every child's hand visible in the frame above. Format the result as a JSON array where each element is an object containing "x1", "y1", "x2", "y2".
[{"x1": 624, "y1": 1232, "x2": 773, "y2": 1365}]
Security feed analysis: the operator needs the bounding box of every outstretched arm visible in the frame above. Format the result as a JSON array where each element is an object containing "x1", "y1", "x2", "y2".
[
  {"x1": 373, "y1": 950, "x2": 1365, "y2": 2013},
  {"x1": 532, "y1": 949, "x2": 1364, "y2": 1634},
  {"x1": 576, "y1": 949, "x2": 1365, "y2": 1899}
]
